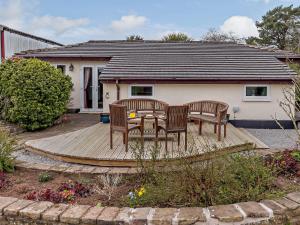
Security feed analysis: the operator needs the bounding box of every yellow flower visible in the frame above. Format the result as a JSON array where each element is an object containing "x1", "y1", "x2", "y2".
[{"x1": 137, "y1": 187, "x2": 146, "y2": 197}]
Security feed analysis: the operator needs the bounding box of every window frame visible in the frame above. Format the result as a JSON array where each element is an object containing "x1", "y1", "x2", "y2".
[
  {"x1": 55, "y1": 64, "x2": 67, "y2": 74},
  {"x1": 243, "y1": 84, "x2": 271, "y2": 102},
  {"x1": 129, "y1": 84, "x2": 154, "y2": 98}
]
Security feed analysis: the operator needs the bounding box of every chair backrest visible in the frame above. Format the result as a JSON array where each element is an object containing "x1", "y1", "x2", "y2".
[
  {"x1": 109, "y1": 104, "x2": 127, "y2": 130},
  {"x1": 201, "y1": 101, "x2": 218, "y2": 115},
  {"x1": 114, "y1": 98, "x2": 168, "y2": 113},
  {"x1": 165, "y1": 105, "x2": 189, "y2": 131}
]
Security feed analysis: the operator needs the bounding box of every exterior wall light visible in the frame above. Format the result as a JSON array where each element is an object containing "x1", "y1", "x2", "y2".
[
  {"x1": 105, "y1": 92, "x2": 110, "y2": 99},
  {"x1": 69, "y1": 64, "x2": 74, "y2": 72}
]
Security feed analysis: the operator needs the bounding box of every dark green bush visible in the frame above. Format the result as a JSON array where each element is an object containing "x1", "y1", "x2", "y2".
[
  {"x1": 0, "y1": 58, "x2": 73, "y2": 130},
  {"x1": 0, "y1": 129, "x2": 15, "y2": 172}
]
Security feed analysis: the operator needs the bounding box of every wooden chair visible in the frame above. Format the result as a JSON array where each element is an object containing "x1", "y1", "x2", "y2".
[
  {"x1": 186, "y1": 101, "x2": 229, "y2": 141},
  {"x1": 109, "y1": 104, "x2": 144, "y2": 152},
  {"x1": 155, "y1": 105, "x2": 189, "y2": 151}
]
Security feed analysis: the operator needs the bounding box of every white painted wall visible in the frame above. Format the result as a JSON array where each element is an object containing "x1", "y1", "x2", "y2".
[
  {"x1": 103, "y1": 83, "x2": 291, "y2": 120},
  {"x1": 47, "y1": 60, "x2": 108, "y2": 109},
  {"x1": 46, "y1": 59, "x2": 292, "y2": 121}
]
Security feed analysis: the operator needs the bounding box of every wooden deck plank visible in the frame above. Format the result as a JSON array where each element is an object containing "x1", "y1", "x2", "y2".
[{"x1": 25, "y1": 122, "x2": 266, "y2": 167}]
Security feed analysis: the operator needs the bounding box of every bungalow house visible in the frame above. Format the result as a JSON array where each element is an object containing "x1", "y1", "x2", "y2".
[
  {"x1": 17, "y1": 41, "x2": 300, "y2": 128},
  {"x1": 0, "y1": 24, "x2": 62, "y2": 63}
]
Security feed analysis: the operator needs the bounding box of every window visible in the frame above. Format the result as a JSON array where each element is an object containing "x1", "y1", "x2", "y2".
[
  {"x1": 130, "y1": 85, "x2": 153, "y2": 98},
  {"x1": 243, "y1": 85, "x2": 271, "y2": 101},
  {"x1": 56, "y1": 65, "x2": 66, "y2": 74}
]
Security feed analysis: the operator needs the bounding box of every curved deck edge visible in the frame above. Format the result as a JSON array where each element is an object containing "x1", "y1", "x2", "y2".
[{"x1": 25, "y1": 142, "x2": 255, "y2": 168}]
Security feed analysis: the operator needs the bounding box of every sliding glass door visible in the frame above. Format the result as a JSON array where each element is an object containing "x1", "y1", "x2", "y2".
[{"x1": 80, "y1": 65, "x2": 104, "y2": 112}]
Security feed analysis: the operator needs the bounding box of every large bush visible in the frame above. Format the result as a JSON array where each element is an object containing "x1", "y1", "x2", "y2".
[{"x1": 0, "y1": 58, "x2": 73, "y2": 130}]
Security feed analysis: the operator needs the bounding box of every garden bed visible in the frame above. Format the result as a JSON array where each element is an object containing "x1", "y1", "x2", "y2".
[
  {"x1": 0, "y1": 169, "x2": 134, "y2": 207},
  {"x1": 0, "y1": 152, "x2": 300, "y2": 209}
]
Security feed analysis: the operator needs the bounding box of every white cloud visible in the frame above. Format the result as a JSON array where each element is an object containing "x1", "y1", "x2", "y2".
[
  {"x1": 0, "y1": 0, "x2": 195, "y2": 43},
  {"x1": 0, "y1": 0, "x2": 29, "y2": 29},
  {"x1": 220, "y1": 16, "x2": 259, "y2": 38},
  {"x1": 0, "y1": 0, "x2": 101, "y2": 43},
  {"x1": 111, "y1": 15, "x2": 147, "y2": 32},
  {"x1": 30, "y1": 16, "x2": 90, "y2": 35}
]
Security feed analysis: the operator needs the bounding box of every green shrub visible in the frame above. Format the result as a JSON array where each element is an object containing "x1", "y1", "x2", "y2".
[
  {"x1": 0, "y1": 58, "x2": 73, "y2": 130},
  {"x1": 0, "y1": 129, "x2": 15, "y2": 172},
  {"x1": 126, "y1": 145, "x2": 280, "y2": 207},
  {"x1": 38, "y1": 171, "x2": 53, "y2": 183},
  {"x1": 291, "y1": 150, "x2": 300, "y2": 162}
]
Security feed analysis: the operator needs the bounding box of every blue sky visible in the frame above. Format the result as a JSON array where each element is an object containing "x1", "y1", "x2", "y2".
[{"x1": 0, "y1": 0, "x2": 299, "y2": 44}]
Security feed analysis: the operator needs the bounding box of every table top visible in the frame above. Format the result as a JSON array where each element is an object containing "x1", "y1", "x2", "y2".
[{"x1": 128, "y1": 112, "x2": 165, "y2": 120}]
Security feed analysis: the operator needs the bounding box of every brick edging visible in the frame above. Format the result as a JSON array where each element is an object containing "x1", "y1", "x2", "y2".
[{"x1": 1, "y1": 192, "x2": 300, "y2": 224}]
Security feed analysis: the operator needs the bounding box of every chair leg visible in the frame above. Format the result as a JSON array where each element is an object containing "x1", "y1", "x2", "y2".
[
  {"x1": 199, "y1": 120, "x2": 202, "y2": 135},
  {"x1": 123, "y1": 133, "x2": 125, "y2": 144},
  {"x1": 140, "y1": 128, "x2": 144, "y2": 149},
  {"x1": 214, "y1": 124, "x2": 217, "y2": 133},
  {"x1": 224, "y1": 123, "x2": 227, "y2": 138},
  {"x1": 218, "y1": 124, "x2": 221, "y2": 141},
  {"x1": 185, "y1": 130, "x2": 187, "y2": 151},
  {"x1": 155, "y1": 118, "x2": 158, "y2": 148},
  {"x1": 110, "y1": 129, "x2": 113, "y2": 149},
  {"x1": 125, "y1": 132, "x2": 128, "y2": 152},
  {"x1": 165, "y1": 133, "x2": 168, "y2": 153},
  {"x1": 178, "y1": 132, "x2": 180, "y2": 146}
]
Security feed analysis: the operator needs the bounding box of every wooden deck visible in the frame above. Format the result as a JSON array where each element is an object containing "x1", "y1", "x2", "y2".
[{"x1": 25, "y1": 122, "x2": 269, "y2": 167}]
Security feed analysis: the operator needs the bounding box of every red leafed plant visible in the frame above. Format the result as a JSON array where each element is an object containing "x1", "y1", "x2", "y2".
[
  {"x1": 58, "y1": 181, "x2": 92, "y2": 197},
  {"x1": 25, "y1": 181, "x2": 91, "y2": 203},
  {"x1": 25, "y1": 189, "x2": 65, "y2": 203},
  {"x1": 265, "y1": 150, "x2": 298, "y2": 175}
]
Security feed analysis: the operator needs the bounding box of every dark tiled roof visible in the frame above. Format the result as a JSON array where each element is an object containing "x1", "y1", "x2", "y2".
[{"x1": 17, "y1": 41, "x2": 298, "y2": 81}]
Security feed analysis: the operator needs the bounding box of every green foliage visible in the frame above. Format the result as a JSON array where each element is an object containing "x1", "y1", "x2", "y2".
[
  {"x1": 0, "y1": 58, "x2": 73, "y2": 130},
  {"x1": 245, "y1": 36, "x2": 263, "y2": 46},
  {"x1": 252, "y1": 5, "x2": 300, "y2": 50},
  {"x1": 201, "y1": 28, "x2": 240, "y2": 43},
  {"x1": 126, "y1": 35, "x2": 144, "y2": 41},
  {"x1": 162, "y1": 32, "x2": 193, "y2": 42},
  {"x1": 289, "y1": 63, "x2": 300, "y2": 75},
  {"x1": 291, "y1": 151, "x2": 300, "y2": 162},
  {"x1": 0, "y1": 129, "x2": 15, "y2": 173},
  {"x1": 38, "y1": 172, "x2": 54, "y2": 183},
  {"x1": 127, "y1": 147, "x2": 280, "y2": 207}
]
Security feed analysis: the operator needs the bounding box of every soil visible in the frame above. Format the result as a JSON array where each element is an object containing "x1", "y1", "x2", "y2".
[
  {"x1": 1, "y1": 166, "x2": 300, "y2": 207},
  {"x1": 0, "y1": 168, "x2": 135, "y2": 207}
]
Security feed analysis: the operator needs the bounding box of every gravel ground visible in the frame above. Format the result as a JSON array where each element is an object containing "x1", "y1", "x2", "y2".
[
  {"x1": 13, "y1": 148, "x2": 73, "y2": 166},
  {"x1": 246, "y1": 129, "x2": 298, "y2": 149}
]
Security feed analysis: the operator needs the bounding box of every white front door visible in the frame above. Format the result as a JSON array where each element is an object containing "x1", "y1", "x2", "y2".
[{"x1": 80, "y1": 65, "x2": 104, "y2": 112}]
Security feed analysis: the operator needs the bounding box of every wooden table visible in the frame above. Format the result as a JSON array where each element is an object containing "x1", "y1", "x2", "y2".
[{"x1": 128, "y1": 112, "x2": 165, "y2": 139}]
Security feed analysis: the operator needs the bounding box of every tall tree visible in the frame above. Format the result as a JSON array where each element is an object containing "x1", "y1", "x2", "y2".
[
  {"x1": 162, "y1": 32, "x2": 193, "y2": 41},
  {"x1": 247, "y1": 5, "x2": 300, "y2": 50},
  {"x1": 201, "y1": 28, "x2": 241, "y2": 43},
  {"x1": 126, "y1": 35, "x2": 144, "y2": 41}
]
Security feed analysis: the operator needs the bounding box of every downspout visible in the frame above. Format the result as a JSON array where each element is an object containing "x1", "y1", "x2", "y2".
[
  {"x1": 116, "y1": 79, "x2": 120, "y2": 100},
  {"x1": 0, "y1": 28, "x2": 5, "y2": 62}
]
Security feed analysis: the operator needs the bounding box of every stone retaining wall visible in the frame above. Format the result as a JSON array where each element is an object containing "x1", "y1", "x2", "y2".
[{"x1": 2, "y1": 192, "x2": 300, "y2": 224}]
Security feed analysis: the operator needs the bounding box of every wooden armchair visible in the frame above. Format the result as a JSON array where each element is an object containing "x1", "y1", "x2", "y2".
[
  {"x1": 186, "y1": 101, "x2": 229, "y2": 141},
  {"x1": 155, "y1": 105, "x2": 189, "y2": 151},
  {"x1": 109, "y1": 104, "x2": 144, "y2": 152}
]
